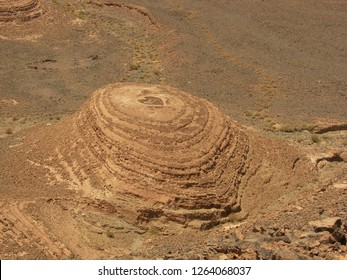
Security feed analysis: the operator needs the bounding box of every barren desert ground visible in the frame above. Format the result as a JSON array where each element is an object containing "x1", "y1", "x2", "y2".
[{"x1": 0, "y1": 0, "x2": 346, "y2": 260}]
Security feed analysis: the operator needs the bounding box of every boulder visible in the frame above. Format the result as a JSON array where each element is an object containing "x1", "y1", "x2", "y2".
[{"x1": 309, "y1": 217, "x2": 342, "y2": 233}]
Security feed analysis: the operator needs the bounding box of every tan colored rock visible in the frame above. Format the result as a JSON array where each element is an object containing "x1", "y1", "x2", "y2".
[
  {"x1": 232, "y1": 228, "x2": 244, "y2": 241},
  {"x1": 309, "y1": 217, "x2": 342, "y2": 233},
  {"x1": 313, "y1": 118, "x2": 347, "y2": 134},
  {"x1": 333, "y1": 183, "x2": 347, "y2": 189}
]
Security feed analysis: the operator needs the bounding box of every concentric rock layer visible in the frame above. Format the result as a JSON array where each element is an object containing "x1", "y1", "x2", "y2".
[
  {"x1": 20, "y1": 83, "x2": 312, "y2": 229},
  {"x1": 0, "y1": 0, "x2": 44, "y2": 22},
  {"x1": 75, "y1": 83, "x2": 249, "y2": 224}
]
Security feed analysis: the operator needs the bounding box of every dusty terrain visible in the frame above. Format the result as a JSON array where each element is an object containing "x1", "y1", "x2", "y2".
[{"x1": 0, "y1": 0, "x2": 346, "y2": 260}]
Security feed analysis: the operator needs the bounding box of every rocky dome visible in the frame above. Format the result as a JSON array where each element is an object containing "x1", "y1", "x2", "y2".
[
  {"x1": 18, "y1": 83, "x2": 312, "y2": 230},
  {"x1": 73, "y1": 83, "x2": 249, "y2": 225}
]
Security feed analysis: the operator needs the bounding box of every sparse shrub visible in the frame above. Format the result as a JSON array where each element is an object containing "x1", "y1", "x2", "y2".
[
  {"x1": 19, "y1": 117, "x2": 27, "y2": 124},
  {"x1": 244, "y1": 111, "x2": 252, "y2": 117},
  {"x1": 279, "y1": 125, "x2": 295, "y2": 133},
  {"x1": 304, "y1": 124, "x2": 317, "y2": 132},
  {"x1": 105, "y1": 229, "x2": 114, "y2": 238},
  {"x1": 311, "y1": 134, "x2": 321, "y2": 144},
  {"x1": 129, "y1": 64, "x2": 140, "y2": 71},
  {"x1": 5, "y1": 128, "x2": 13, "y2": 134},
  {"x1": 296, "y1": 135, "x2": 306, "y2": 143},
  {"x1": 147, "y1": 224, "x2": 161, "y2": 235}
]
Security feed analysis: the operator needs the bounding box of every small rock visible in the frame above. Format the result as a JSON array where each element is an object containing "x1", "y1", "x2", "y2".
[
  {"x1": 331, "y1": 229, "x2": 346, "y2": 245},
  {"x1": 186, "y1": 254, "x2": 202, "y2": 260},
  {"x1": 275, "y1": 229, "x2": 286, "y2": 237},
  {"x1": 232, "y1": 228, "x2": 244, "y2": 241},
  {"x1": 328, "y1": 235, "x2": 337, "y2": 244},
  {"x1": 243, "y1": 233, "x2": 263, "y2": 243},
  {"x1": 299, "y1": 231, "x2": 312, "y2": 239},
  {"x1": 89, "y1": 54, "x2": 100, "y2": 60},
  {"x1": 214, "y1": 244, "x2": 241, "y2": 255},
  {"x1": 309, "y1": 217, "x2": 342, "y2": 233},
  {"x1": 252, "y1": 225, "x2": 265, "y2": 233},
  {"x1": 309, "y1": 240, "x2": 321, "y2": 248},
  {"x1": 318, "y1": 232, "x2": 335, "y2": 245},
  {"x1": 272, "y1": 123, "x2": 283, "y2": 131},
  {"x1": 310, "y1": 248, "x2": 320, "y2": 256},
  {"x1": 274, "y1": 249, "x2": 299, "y2": 260},
  {"x1": 271, "y1": 235, "x2": 291, "y2": 243},
  {"x1": 333, "y1": 183, "x2": 347, "y2": 189},
  {"x1": 295, "y1": 237, "x2": 322, "y2": 249},
  {"x1": 256, "y1": 245, "x2": 275, "y2": 260},
  {"x1": 219, "y1": 254, "x2": 229, "y2": 260},
  {"x1": 317, "y1": 187, "x2": 327, "y2": 193},
  {"x1": 339, "y1": 151, "x2": 347, "y2": 162}
]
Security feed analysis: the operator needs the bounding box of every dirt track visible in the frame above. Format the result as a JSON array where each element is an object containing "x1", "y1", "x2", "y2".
[{"x1": 0, "y1": 0, "x2": 346, "y2": 259}]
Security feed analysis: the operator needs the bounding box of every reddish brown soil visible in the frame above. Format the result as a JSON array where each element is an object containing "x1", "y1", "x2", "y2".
[{"x1": 0, "y1": 0, "x2": 346, "y2": 260}]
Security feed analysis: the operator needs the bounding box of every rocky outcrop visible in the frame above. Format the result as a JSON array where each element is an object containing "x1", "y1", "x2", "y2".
[
  {"x1": 68, "y1": 83, "x2": 251, "y2": 226},
  {"x1": 22, "y1": 83, "x2": 314, "y2": 230}
]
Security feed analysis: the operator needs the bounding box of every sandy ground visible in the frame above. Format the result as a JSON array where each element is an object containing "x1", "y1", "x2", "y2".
[{"x1": 0, "y1": 0, "x2": 346, "y2": 259}]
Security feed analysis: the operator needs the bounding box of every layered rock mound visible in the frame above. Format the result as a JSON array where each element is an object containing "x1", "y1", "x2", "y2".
[
  {"x1": 75, "y1": 84, "x2": 249, "y2": 224},
  {"x1": 0, "y1": 0, "x2": 44, "y2": 22},
  {"x1": 23, "y1": 83, "x2": 313, "y2": 229}
]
